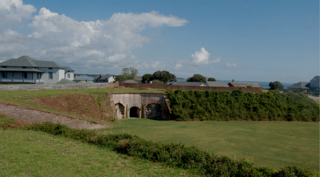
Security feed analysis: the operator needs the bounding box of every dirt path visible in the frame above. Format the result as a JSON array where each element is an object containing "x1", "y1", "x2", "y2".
[{"x1": 0, "y1": 101, "x2": 112, "y2": 129}]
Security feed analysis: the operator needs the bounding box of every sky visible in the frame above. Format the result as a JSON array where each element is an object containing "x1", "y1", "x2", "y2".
[{"x1": 0, "y1": 0, "x2": 318, "y2": 83}]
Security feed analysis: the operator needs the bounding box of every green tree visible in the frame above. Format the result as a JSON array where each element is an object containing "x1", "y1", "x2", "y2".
[
  {"x1": 115, "y1": 75, "x2": 126, "y2": 82},
  {"x1": 208, "y1": 77, "x2": 216, "y2": 81},
  {"x1": 269, "y1": 81, "x2": 284, "y2": 90},
  {"x1": 118, "y1": 67, "x2": 138, "y2": 81},
  {"x1": 151, "y1": 79, "x2": 164, "y2": 85},
  {"x1": 142, "y1": 74, "x2": 153, "y2": 83},
  {"x1": 152, "y1": 70, "x2": 177, "y2": 84},
  {"x1": 187, "y1": 74, "x2": 206, "y2": 82}
]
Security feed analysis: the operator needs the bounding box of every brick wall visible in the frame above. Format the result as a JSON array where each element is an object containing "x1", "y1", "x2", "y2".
[
  {"x1": 116, "y1": 83, "x2": 262, "y2": 93},
  {"x1": 0, "y1": 83, "x2": 110, "y2": 91}
]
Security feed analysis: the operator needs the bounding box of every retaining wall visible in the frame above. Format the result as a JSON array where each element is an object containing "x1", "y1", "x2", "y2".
[{"x1": 113, "y1": 83, "x2": 262, "y2": 93}]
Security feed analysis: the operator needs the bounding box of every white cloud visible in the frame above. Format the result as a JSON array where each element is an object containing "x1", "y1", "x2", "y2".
[
  {"x1": 190, "y1": 47, "x2": 210, "y2": 65},
  {"x1": 226, "y1": 62, "x2": 237, "y2": 67},
  {"x1": 0, "y1": 0, "x2": 188, "y2": 73},
  {"x1": 0, "y1": 0, "x2": 36, "y2": 31},
  {"x1": 175, "y1": 63, "x2": 182, "y2": 70},
  {"x1": 174, "y1": 47, "x2": 220, "y2": 70}
]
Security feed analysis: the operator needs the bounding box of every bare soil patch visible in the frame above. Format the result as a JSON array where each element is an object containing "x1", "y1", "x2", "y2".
[
  {"x1": 27, "y1": 94, "x2": 115, "y2": 121},
  {"x1": 0, "y1": 101, "x2": 111, "y2": 129}
]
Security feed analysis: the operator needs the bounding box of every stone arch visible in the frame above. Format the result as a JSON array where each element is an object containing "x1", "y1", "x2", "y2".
[
  {"x1": 146, "y1": 103, "x2": 162, "y2": 119},
  {"x1": 130, "y1": 106, "x2": 140, "y2": 118},
  {"x1": 115, "y1": 103, "x2": 125, "y2": 119}
]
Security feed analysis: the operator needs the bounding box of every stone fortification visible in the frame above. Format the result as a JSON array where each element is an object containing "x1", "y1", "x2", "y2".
[
  {"x1": 110, "y1": 92, "x2": 171, "y2": 120},
  {"x1": 109, "y1": 83, "x2": 262, "y2": 93}
]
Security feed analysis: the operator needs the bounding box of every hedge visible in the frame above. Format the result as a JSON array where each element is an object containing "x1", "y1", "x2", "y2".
[
  {"x1": 23, "y1": 123, "x2": 319, "y2": 177},
  {"x1": 168, "y1": 89, "x2": 319, "y2": 121}
]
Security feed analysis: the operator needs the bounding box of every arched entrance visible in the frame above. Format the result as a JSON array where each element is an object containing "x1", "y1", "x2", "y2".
[
  {"x1": 146, "y1": 103, "x2": 162, "y2": 119},
  {"x1": 114, "y1": 103, "x2": 125, "y2": 119},
  {"x1": 130, "y1": 107, "x2": 140, "y2": 118}
]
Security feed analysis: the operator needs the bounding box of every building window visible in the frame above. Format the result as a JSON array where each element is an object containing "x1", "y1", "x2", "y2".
[
  {"x1": 23, "y1": 72, "x2": 27, "y2": 79},
  {"x1": 37, "y1": 73, "x2": 41, "y2": 79},
  {"x1": 49, "y1": 68, "x2": 52, "y2": 69},
  {"x1": 48, "y1": 72, "x2": 53, "y2": 79},
  {"x1": 1, "y1": 72, "x2": 7, "y2": 78},
  {"x1": 67, "y1": 74, "x2": 70, "y2": 78}
]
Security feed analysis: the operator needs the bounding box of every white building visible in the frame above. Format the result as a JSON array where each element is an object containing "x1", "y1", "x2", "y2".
[{"x1": 0, "y1": 56, "x2": 74, "y2": 84}]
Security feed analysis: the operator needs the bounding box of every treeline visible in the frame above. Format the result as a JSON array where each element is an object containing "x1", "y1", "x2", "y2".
[
  {"x1": 168, "y1": 89, "x2": 319, "y2": 121},
  {"x1": 24, "y1": 123, "x2": 318, "y2": 177}
]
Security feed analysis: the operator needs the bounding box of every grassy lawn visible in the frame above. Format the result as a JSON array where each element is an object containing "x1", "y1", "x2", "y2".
[
  {"x1": 0, "y1": 115, "x2": 194, "y2": 177},
  {"x1": 100, "y1": 119, "x2": 319, "y2": 171},
  {"x1": 0, "y1": 88, "x2": 166, "y2": 124}
]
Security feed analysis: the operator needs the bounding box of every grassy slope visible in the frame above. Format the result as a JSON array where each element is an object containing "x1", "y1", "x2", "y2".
[
  {"x1": 0, "y1": 88, "x2": 166, "y2": 124},
  {"x1": 99, "y1": 119, "x2": 319, "y2": 171},
  {"x1": 0, "y1": 115, "x2": 195, "y2": 177}
]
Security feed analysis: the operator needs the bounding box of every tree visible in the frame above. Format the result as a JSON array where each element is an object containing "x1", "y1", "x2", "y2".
[
  {"x1": 142, "y1": 74, "x2": 153, "y2": 83},
  {"x1": 119, "y1": 67, "x2": 138, "y2": 81},
  {"x1": 208, "y1": 77, "x2": 216, "y2": 81},
  {"x1": 187, "y1": 74, "x2": 206, "y2": 82},
  {"x1": 115, "y1": 75, "x2": 126, "y2": 82},
  {"x1": 152, "y1": 70, "x2": 177, "y2": 84},
  {"x1": 269, "y1": 81, "x2": 284, "y2": 90}
]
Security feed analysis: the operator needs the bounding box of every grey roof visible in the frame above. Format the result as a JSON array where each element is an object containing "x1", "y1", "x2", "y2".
[
  {"x1": 0, "y1": 68, "x2": 44, "y2": 73},
  {"x1": 175, "y1": 82, "x2": 206, "y2": 86},
  {"x1": 123, "y1": 80, "x2": 138, "y2": 83},
  {"x1": 206, "y1": 81, "x2": 229, "y2": 87},
  {"x1": 310, "y1": 76, "x2": 319, "y2": 82},
  {"x1": 0, "y1": 56, "x2": 67, "y2": 68},
  {"x1": 228, "y1": 82, "x2": 262, "y2": 88},
  {"x1": 73, "y1": 76, "x2": 94, "y2": 81},
  {"x1": 64, "y1": 66, "x2": 74, "y2": 72},
  {"x1": 287, "y1": 82, "x2": 309, "y2": 90},
  {"x1": 94, "y1": 74, "x2": 114, "y2": 80}
]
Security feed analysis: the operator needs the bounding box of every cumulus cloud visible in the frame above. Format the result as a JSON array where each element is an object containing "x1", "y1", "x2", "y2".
[
  {"x1": 226, "y1": 62, "x2": 237, "y2": 67},
  {"x1": 0, "y1": 0, "x2": 188, "y2": 73},
  {"x1": 0, "y1": 0, "x2": 36, "y2": 31},
  {"x1": 174, "y1": 47, "x2": 220, "y2": 70}
]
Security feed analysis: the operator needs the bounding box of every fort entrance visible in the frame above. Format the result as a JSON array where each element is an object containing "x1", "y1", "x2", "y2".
[{"x1": 110, "y1": 93, "x2": 171, "y2": 120}]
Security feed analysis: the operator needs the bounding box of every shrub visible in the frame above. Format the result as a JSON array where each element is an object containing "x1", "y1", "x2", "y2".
[
  {"x1": 168, "y1": 90, "x2": 319, "y2": 121},
  {"x1": 24, "y1": 122, "x2": 319, "y2": 177}
]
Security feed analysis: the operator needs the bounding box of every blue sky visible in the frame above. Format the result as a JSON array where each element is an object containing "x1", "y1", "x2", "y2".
[{"x1": 1, "y1": 0, "x2": 318, "y2": 83}]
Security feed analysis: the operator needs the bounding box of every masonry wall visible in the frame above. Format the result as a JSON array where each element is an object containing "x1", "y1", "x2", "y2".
[
  {"x1": 109, "y1": 83, "x2": 262, "y2": 93},
  {"x1": 110, "y1": 93, "x2": 171, "y2": 120}
]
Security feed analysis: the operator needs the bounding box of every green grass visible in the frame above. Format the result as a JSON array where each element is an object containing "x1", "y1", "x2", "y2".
[
  {"x1": 0, "y1": 88, "x2": 166, "y2": 124},
  {"x1": 0, "y1": 116, "x2": 195, "y2": 177},
  {"x1": 100, "y1": 119, "x2": 319, "y2": 171}
]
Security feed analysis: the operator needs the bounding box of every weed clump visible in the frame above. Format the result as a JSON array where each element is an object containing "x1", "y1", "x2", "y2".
[{"x1": 168, "y1": 89, "x2": 319, "y2": 121}]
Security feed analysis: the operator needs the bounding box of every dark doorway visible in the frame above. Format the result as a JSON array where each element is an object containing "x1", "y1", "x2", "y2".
[
  {"x1": 130, "y1": 107, "x2": 140, "y2": 118},
  {"x1": 146, "y1": 103, "x2": 162, "y2": 119}
]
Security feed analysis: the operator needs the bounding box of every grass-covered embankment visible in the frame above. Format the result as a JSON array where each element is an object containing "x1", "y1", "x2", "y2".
[
  {"x1": 100, "y1": 119, "x2": 319, "y2": 171},
  {"x1": 0, "y1": 87, "x2": 166, "y2": 124},
  {"x1": 21, "y1": 122, "x2": 319, "y2": 177},
  {"x1": 0, "y1": 115, "x2": 195, "y2": 177},
  {"x1": 168, "y1": 89, "x2": 319, "y2": 121}
]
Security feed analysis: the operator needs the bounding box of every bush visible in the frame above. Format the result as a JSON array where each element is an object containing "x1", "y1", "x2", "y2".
[
  {"x1": 24, "y1": 122, "x2": 319, "y2": 177},
  {"x1": 168, "y1": 90, "x2": 319, "y2": 121}
]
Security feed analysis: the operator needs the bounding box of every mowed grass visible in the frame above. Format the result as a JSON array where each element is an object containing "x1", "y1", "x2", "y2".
[
  {"x1": 0, "y1": 115, "x2": 195, "y2": 177},
  {"x1": 0, "y1": 87, "x2": 166, "y2": 124},
  {"x1": 100, "y1": 119, "x2": 319, "y2": 171}
]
